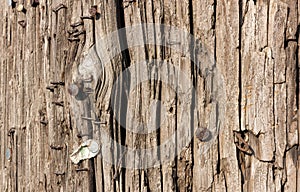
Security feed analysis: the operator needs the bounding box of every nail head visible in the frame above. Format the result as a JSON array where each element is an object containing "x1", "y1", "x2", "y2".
[{"x1": 195, "y1": 127, "x2": 211, "y2": 142}]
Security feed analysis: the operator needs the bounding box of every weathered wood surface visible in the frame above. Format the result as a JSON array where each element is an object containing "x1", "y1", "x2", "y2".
[{"x1": 0, "y1": 0, "x2": 299, "y2": 191}]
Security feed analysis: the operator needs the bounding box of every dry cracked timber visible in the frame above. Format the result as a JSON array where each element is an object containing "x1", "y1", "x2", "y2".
[{"x1": 0, "y1": 0, "x2": 299, "y2": 191}]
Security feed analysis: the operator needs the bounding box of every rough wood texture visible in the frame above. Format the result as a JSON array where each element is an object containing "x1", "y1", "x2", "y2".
[{"x1": 0, "y1": 0, "x2": 299, "y2": 191}]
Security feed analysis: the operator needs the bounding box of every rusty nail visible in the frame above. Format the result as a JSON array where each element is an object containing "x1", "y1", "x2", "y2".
[
  {"x1": 50, "y1": 81, "x2": 65, "y2": 86},
  {"x1": 52, "y1": 101, "x2": 64, "y2": 107},
  {"x1": 80, "y1": 16, "x2": 93, "y2": 20},
  {"x1": 18, "y1": 20, "x2": 26, "y2": 28},
  {"x1": 68, "y1": 37, "x2": 80, "y2": 42},
  {"x1": 52, "y1": 3, "x2": 67, "y2": 13},
  {"x1": 50, "y1": 145, "x2": 63, "y2": 150},
  {"x1": 70, "y1": 21, "x2": 84, "y2": 28},
  {"x1": 233, "y1": 132, "x2": 252, "y2": 155},
  {"x1": 75, "y1": 168, "x2": 89, "y2": 172}
]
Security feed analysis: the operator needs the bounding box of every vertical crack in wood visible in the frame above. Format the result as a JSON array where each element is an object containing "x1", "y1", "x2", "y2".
[{"x1": 238, "y1": 0, "x2": 245, "y2": 190}]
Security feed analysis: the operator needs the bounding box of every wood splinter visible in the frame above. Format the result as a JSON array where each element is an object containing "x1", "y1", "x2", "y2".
[{"x1": 52, "y1": 3, "x2": 67, "y2": 13}]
